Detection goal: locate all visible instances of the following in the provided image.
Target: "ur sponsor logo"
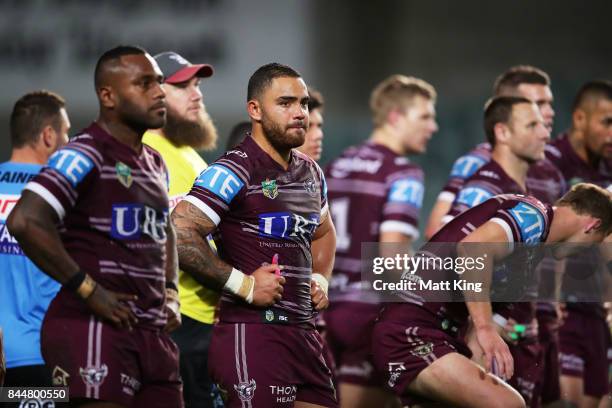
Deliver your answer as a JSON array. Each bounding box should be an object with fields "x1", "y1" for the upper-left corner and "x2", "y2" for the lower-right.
[{"x1": 111, "y1": 204, "x2": 168, "y2": 243}]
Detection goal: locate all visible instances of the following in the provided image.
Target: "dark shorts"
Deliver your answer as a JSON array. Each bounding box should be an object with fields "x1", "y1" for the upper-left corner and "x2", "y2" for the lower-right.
[
  {"x1": 535, "y1": 311, "x2": 560, "y2": 404},
  {"x1": 559, "y1": 308, "x2": 611, "y2": 398},
  {"x1": 41, "y1": 304, "x2": 182, "y2": 408},
  {"x1": 324, "y1": 302, "x2": 381, "y2": 387},
  {"x1": 371, "y1": 304, "x2": 471, "y2": 406},
  {"x1": 208, "y1": 322, "x2": 337, "y2": 408},
  {"x1": 171, "y1": 314, "x2": 222, "y2": 408},
  {"x1": 507, "y1": 341, "x2": 543, "y2": 408}
]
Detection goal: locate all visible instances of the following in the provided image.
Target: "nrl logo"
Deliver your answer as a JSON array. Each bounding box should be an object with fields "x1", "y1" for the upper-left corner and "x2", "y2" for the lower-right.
[
  {"x1": 261, "y1": 179, "x2": 278, "y2": 199},
  {"x1": 234, "y1": 379, "x2": 256, "y2": 402},
  {"x1": 265, "y1": 310, "x2": 274, "y2": 322},
  {"x1": 410, "y1": 343, "x2": 434, "y2": 357},
  {"x1": 304, "y1": 178, "x2": 317, "y2": 196},
  {"x1": 115, "y1": 161, "x2": 133, "y2": 188},
  {"x1": 79, "y1": 364, "x2": 109, "y2": 387}
]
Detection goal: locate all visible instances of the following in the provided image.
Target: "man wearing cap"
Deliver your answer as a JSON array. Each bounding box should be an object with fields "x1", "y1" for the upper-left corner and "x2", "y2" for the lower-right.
[{"x1": 143, "y1": 51, "x2": 220, "y2": 408}]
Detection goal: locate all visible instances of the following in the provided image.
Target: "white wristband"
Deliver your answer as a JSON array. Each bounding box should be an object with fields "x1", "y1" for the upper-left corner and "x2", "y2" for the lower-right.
[
  {"x1": 311, "y1": 273, "x2": 329, "y2": 296},
  {"x1": 224, "y1": 268, "x2": 255, "y2": 304},
  {"x1": 493, "y1": 313, "x2": 507, "y2": 328}
]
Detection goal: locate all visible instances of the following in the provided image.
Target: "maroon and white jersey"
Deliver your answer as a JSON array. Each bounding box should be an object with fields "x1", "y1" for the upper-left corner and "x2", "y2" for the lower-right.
[
  {"x1": 25, "y1": 123, "x2": 171, "y2": 329},
  {"x1": 546, "y1": 132, "x2": 612, "y2": 316},
  {"x1": 185, "y1": 135, "x2": 328, "y2": 328},
  {"x1": 437, "y1": 142, "x2": 565, "y2": 206},
  {"x1": 389, "y1": 194, "x2": 553, "y2": 327},
  {"x1": 324, "y1": 142, "x2": 424, "y2": 303},
  {"x1": 444, "y1": 159, "x2": 525, "y2": 222}
]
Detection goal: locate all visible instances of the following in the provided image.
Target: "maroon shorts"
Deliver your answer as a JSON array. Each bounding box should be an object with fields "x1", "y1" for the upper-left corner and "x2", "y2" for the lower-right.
[
  {"x1": 559, "y1": 308, "x2": 611, "y2": 398},
  {"x1": 324, "y1": 302, "x2": 381, "y2": 387},
  {"x1": 507, "y1": 341, "x2": 543, "y2": 408},
  {"x1": 371, "y1": 304, "x2": 471, "y2": 406},
  {"x1": 208, "y1": 322, "x2": 338, "y2": 407},
  {"x1": 535, "y1": 311, "x2": 560, "y2": 404},
  {"x1": 41, "y1": 302, "x2": 182, "y2": 407}
]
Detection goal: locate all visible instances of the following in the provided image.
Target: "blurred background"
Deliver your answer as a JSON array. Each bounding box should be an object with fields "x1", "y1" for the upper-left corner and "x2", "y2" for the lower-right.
[{"x1": 1, "y1": 0, "x2": 610, "y2": 240}]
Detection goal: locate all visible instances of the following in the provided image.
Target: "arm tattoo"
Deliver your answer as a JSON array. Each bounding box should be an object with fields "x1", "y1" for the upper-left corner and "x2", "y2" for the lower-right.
[{"x1": 171, "y1": 201, "x2": 232, "y2": 291}]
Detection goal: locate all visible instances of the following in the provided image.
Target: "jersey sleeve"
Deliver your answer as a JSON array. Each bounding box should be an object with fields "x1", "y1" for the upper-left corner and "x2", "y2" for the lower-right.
[
  {"x1": 380, "y1": 167, "x2": 424, "y2": 239},
  {"x1": 184, "y1": 155, "x2": 249, "y2": 226},
  {"x1": 438, "y1": 153, "x2": 489, "y2": 202},
  {"x1": 490, "y1": 201, "x2": 547, "y2": 245},
  {"x1": 444, "y1": 180, "x2": 496, "y2": 223},
  {"x1": 24, "y1": 139, "x2": 99, "y2": 220},
  {"x1": 313, "y1": 160, "x2": 329, "y2": 221}
]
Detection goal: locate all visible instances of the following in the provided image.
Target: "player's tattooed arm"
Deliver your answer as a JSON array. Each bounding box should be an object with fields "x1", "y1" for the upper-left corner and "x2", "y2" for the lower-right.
[{"x1": 172, "y1": 200, "x2": 232, "y2": 291}]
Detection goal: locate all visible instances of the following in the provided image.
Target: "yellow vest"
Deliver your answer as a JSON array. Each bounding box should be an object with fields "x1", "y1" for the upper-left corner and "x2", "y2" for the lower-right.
[{"x1": 143, "y1": 131, "x2": 219, "y2": 324}]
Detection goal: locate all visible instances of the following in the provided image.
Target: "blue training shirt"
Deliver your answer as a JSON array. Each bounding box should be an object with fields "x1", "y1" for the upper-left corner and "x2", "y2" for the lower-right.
[{"x1": 0, "y1": 161, "x2": 60, "y2": 368}]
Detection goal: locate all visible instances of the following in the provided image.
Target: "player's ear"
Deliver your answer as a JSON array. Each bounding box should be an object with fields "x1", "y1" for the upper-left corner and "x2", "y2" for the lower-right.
[
  {"x1": 247, "y1": 99, "x2": 262, "y2": 122},
  {"x1": 584, "y1": 217, "x2": 602, "y2": 234},
  {"x1": 387, "y1": 109, "x2": 403, "y2": 128},
  {"x1": 97, "y1": 85, "x2": 116, "y2": 109},
  {"x1": 39, "y1": 125, "x2": 55, "y2": 152},
  {"x1": 572, "y1": 109, "x2": 587, "y2": 132},
  {"x1": 493, "y1": 122, "x2": 509, "y2": 145}
]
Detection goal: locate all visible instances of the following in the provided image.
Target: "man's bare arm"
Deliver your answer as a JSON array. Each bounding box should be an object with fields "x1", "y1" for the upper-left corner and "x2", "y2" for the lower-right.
[
  {"x1": 171, "y1": 200, "x2": 232, "y2": 290},
  {"x1": 8, "y1": 190, "x2": 137, "y2": 328},
  {"x1": 7, "y1": 190, "x2": 80, "y2": 283},
  {"x1": 311, "y1": 213, "x2": 336, "y2": 280},
  {"x1": 165, "y1": 220, "x2": 179, "y2": 287}
]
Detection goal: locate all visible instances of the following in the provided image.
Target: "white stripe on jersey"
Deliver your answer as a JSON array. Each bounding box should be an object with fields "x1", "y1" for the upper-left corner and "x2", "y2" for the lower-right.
[
  {"x1": 24, "y1": 181, "x2": 66, "y2": 219},
  {"x1": 184, "y1": 195, "x2": 221, "y2": 225},
  {"x1": 379, "y1": 220, "x2": 420, "y2": 240},
  {"x1": 490, "y1": 217, "x2": 515, "y2": 251}
]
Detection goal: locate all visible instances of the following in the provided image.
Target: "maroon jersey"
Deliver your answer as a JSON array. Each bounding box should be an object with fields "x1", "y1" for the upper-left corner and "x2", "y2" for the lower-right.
[
  {"x1": 25, "y1": 123, "x2": 171, "y2": 329},
  {"x1": 388, "y1": 194, "x2": 553, "y2": 327},
  {"x1": 185, "y1": 135, "x2": 328, "y2": 328},
  {"x1": 546, "y1": 132, "x2": 612, "y2": 316},
  {"x1": 324, "y1": 141, "x2": 424, "y2": 303},
  {"x1": 445, "y1": 159, "x2": 525, "y2": 221},
  {"x1": 438, "y1": 140, "x2": 564, "y2": 202}
]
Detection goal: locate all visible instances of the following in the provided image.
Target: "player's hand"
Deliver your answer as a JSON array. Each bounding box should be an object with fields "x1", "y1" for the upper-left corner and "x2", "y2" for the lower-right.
[
  {"x1": 251, "y1": 264, "x2": 286, "y2": 307},
  {"x1": 164, "y1": 289, "x2": 181, "y2": 333},
  {"x1": 311, "y1": 279, "x2": 329, "y2": 311},
  {"x1": 475, "y1": 324, "x2": 514, "y2": 381},
  {"x1": 85, "y1": 285, "x2": 139, "y2": 330}
]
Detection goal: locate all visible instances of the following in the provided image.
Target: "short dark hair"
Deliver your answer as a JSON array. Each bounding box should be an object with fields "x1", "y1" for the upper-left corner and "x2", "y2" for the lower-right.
[
  {"x1": 94, "y1": 45, "x2": 147, "y2": 89},
  {"x1": 571, "y1": 80, "x2": 612, "y2": 113},
  {"x1": 308, "y1": 87, "x2": 325, "y2": 112},
  {"x1": 556, "y1": 183, "x2": 612, "y2": 235},
  {"x1": 247, "y1": 63, "x2": 301, "y2": 101},
  {"x1": 10, "y1": 90, "x2": 66, "y2": 149},
  {"x1": 483, "y1": 96, "x2": 532, "y2": 147},
  {"x1": 493, "y1": 65, "x2": 551, "y2": 96},
  {"x1": 225, "y1": 121, "x2": 252, "y2": 151}
]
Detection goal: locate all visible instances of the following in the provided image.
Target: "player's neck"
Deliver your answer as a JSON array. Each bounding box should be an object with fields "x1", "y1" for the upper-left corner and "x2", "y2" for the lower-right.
[
  {"x1": 491, "y1": 149, "x2": 529, "y2": 191},
  {"x1": 9, "y1": 147, "x2": 47, "y2": 165},
  {"x1": 547, "y1": 206, "x2": 579, "y2": 243},
  {"x1": 568, "y1": 129, "x2": 600, "y2": 169},
  {"x1": 251, "y1": 128, "x2": 291, "y2": 170},
  {"x1": 97, "y1": 118, "x2": 144, "y2": 153},
  {"x1": 370, "y1": 127, "x2": 405, "y2": 155}
]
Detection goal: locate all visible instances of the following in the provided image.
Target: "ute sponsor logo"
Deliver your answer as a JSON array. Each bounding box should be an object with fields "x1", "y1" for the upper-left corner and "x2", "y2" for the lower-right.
[
  {"x1": 79, "y1": 364, "x2": 108, "y2": 387},
  {"x1": 234, "y1": 379, "x2": 256, "y2": 402},
  {"x1": 508, "y1": 202, "x2": 545, "y2": 244},
  {"x1": 195, "y1": 164, "x2": 244, "y2": 204},
  {"x1": 47, "y1": 148, "x2": 94, "y2": 188},
  {"x1": 111, "y1": 204, "x2": 168, "y2": 243},
  {"x1": 450, "y1": 154, "x2": 487, "y2": 179},
  {"x1": 258, "y1": 212, "x2": 319, "y2": 241}
]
